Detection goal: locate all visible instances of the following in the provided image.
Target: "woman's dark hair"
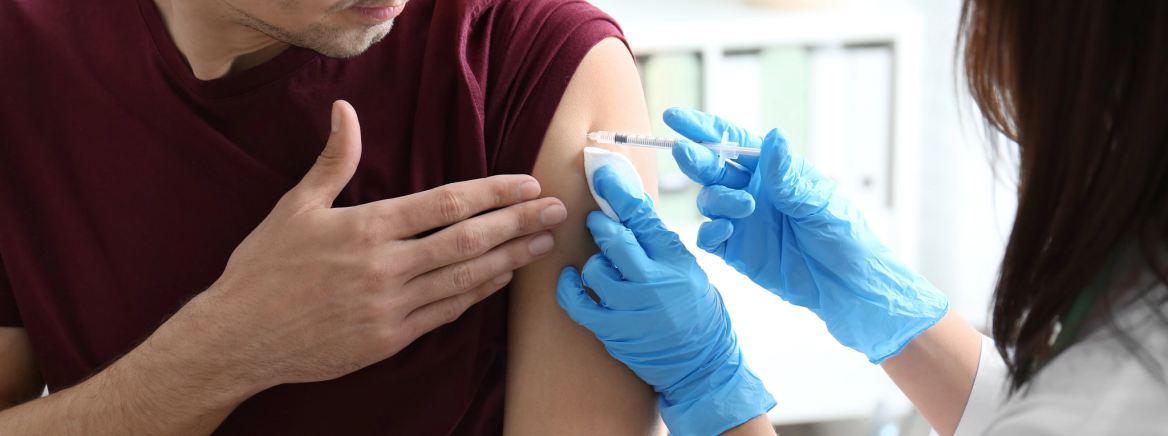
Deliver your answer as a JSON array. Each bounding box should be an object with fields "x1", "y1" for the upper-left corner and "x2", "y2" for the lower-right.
[{"x1": 959, "y1": 0, "x2": 1168, "y2": 392}]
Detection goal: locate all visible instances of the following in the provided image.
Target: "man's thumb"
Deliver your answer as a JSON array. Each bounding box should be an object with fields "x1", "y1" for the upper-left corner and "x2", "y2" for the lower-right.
[{"x1": 290, "y1": 100, "x2": 362, "y2": 211}]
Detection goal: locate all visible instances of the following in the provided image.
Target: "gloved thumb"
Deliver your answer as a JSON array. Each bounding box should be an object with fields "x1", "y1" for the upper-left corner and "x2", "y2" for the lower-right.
[
  {"x1": 672, "y1": 140, "x2": 753, "y2": 189},
  {"x1": 759, "y1": 128, "x2": 834, "y2": 219},
  {"x1": 287, "y1": 100, "x2": 363, "y2": 212},
  {"x1": 556, "y1": 267, "x2": 602, "y2": 324}
]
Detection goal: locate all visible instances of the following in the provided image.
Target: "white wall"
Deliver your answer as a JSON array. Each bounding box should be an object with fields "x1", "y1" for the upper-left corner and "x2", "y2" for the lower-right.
[{"x1": 857, "y1": 0, "x2": 1016, "y2": 329}]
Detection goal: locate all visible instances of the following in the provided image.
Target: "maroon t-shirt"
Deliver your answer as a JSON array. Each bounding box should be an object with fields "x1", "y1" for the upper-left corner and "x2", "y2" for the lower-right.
[{"x1": 0, "y1": 0, "x2": 622, "y2": 433}]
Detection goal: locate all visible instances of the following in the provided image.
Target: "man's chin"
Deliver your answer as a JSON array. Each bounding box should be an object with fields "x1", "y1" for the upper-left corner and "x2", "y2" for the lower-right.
[{"x1": 311, "y1": 21, "x2": 394, "y2": 59}]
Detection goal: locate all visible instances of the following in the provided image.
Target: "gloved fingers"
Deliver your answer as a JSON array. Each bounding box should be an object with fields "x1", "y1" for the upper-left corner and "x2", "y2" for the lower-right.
[
  {"x1": 593, "y1": 167, "x2": 693, "y2": 264},
  {"x1": 758, "y1": 128, "x2": 836, "y2": 218},
  {"x1": 760, "y1": 127, "x2": 794, "y2": 178},
  {"x1": 697, "y1": 185, "x2": 756, "y2": 219},
  {"x1": 586, "y1": 211, "x2": 654, "y2": 282},
  {"x1": 555, "y1": 266, "x2": 591, "y2": 313},
  {"x1": 672, "y1": 140, "x2": 754, "y2": 189},
  {"x1": 556, "y1": 266, "x2": 619, "y2": 333},
  {"x1": 593, "y1": 166, "x2": 657, "y2": 225},
  {"x1": 580, "y1": 253, "x2": 623, "y2": 309},
  {"x1": 697, "y1": 219, "x2": 733, "y2": 255},
  {"x1": 556, "y1": 266, "x2": 586, "y2": 295},
  {"x1": 592, "y1": 165, "x2": 671, "y2": 235},
  {"x1": 662, "y1": 107, "x2": 764, "y2": 154},
  {"x1": 581, "y1": 253, "x2": 655, "y2": 311}
]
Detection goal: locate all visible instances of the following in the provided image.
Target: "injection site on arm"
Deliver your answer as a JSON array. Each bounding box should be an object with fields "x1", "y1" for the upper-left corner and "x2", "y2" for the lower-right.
[{"x1": 503, "y1": 36, "x2": 664, "y2": 435}]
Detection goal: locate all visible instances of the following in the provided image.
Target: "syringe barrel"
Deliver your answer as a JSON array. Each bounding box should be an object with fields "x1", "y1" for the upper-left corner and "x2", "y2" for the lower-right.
[
  {"x1": 598, "y1": 131, "x2": 672, "y2": 150},
  {"x1": 715, "y1": 143, "x2": 740, "y2": 160},
  {"x1": 588, "y1": 131, "x2": 617, "y2": 144}
]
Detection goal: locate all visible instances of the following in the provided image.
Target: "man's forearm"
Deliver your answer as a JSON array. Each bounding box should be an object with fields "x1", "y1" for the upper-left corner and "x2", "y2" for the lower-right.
[
  {"x1": 0, "y1": 102, "x2": 567, "y2": 435},
  {"x1": 0, "y1": 305, "x2": 253, "y2": 435},
  {"x1": 0, "y1": 363, "x2": 231, "y2": 435}
]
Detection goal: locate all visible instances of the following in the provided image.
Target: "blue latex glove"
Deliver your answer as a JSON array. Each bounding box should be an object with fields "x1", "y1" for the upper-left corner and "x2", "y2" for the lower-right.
[
  {"x1": 557, "y1": 166, "x2": 775, "y2": 436},
  {"x1": 663, "y1": 107, "x2": 949, "y2": 364}
]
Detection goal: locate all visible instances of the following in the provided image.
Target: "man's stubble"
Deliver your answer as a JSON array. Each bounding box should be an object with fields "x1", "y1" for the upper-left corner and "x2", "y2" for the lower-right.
[{"x1": 224, "y1": 2, "x2": 394, "y2": 59}]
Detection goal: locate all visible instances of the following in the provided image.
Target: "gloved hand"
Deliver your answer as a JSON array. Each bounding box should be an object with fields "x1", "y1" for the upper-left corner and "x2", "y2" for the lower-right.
[
  {"x1": 663, "y1": 107, "x2": 949, "y2": 364},
  {"x1": 557, "y1": 166, "x2": 775, "y2": 436}
]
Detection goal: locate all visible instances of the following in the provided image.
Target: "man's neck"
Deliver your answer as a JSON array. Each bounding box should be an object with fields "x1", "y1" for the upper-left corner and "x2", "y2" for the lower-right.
[{"x1": 152, "y1": 0, "x2": 290, "y2": 80}]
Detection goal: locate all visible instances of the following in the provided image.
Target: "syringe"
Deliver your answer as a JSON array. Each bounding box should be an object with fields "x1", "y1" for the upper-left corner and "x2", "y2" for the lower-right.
[{"x1": 586, "y1": 131, "x2": 760, "y2": 167}]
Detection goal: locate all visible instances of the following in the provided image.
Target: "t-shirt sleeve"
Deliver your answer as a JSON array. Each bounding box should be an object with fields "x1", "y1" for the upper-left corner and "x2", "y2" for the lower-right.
[
  {"x1": 482, "y1": 0, "x2": 627, "y2": 176},
  {"x1": 0, "y1": 253, "x2": 23, "y2": 327}
]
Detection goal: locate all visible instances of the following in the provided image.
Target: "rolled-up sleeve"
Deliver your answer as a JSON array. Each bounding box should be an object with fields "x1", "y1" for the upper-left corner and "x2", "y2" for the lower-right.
[{"x1": 483, "y1": 0, "x2": 625, "y2": 176}]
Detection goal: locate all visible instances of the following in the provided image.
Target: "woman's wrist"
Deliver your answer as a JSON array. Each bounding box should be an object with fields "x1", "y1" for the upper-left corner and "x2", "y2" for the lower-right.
[
  {"x1": 659, "y1": 348, "x2": 776, "y2": 436},
  {"x1": 720, "y1": 414, "x2": 776, "y2": 436}
]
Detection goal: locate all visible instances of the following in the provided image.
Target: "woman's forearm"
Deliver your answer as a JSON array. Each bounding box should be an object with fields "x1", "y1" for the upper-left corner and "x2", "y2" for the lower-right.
[
  {"x1": 720, "y1": 414, "x2": 775, "y2": 436},
  {"x1": 721, "y1": 311, "x2": 983, "y2": 436},
  {"x1": 880, "y1": 310, "x2": 984, "y2": 436}
]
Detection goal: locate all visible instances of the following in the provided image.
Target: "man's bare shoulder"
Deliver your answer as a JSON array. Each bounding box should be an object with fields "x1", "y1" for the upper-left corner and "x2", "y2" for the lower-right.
[
  {"x1": 0, "y1": 328, "x2": 44, "y2": 410},
  {"x1": 502, "y1": 37, "x2": 666, "y2": 435}
]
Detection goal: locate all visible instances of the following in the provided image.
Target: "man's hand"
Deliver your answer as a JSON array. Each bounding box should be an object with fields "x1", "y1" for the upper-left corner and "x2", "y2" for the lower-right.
[
  {"x1": 169, "y1": 100, "x2": 567, "y2": 393},
  {"x1": 0, "y1": 100, "x2": 568, "y2": 435}
]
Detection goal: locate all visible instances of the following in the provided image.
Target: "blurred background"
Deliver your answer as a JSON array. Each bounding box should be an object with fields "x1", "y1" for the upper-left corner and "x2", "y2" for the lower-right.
[{"x1": 586, "y1": 0, "x2": 1019, "y2": 434}]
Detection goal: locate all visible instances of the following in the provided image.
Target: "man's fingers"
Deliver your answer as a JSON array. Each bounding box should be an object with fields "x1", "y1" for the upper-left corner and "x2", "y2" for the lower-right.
[
  {"x1": 697, "y1": 185, "x2": 756, "y2": 219},
  {"x1": 403, "y1": 271, "x2": 512, "y2": 338},
  {"x1": 287, "y1": 100, "x2": 363, "y2": 211},
  {"x1": 407, "y1": 197, "x2": 565, "y2": 271},
  {"x1": 370, "y1": 175, "x2": 545, "y2": 239},
  {"x1": 402, "y1": 231, "x2": 554, "y2": 306},
  {"x1": 586, "y1": 211, "x2": 653, "y2": 282},
  {"x1": 672, "y1": 140, "x2": 754, "y2": 188}
]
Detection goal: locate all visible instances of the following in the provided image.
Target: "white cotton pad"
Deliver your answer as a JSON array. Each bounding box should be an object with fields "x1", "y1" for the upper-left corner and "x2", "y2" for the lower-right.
[{"x1": 584, "y1": 146, "x2": 644, "y2": 222}]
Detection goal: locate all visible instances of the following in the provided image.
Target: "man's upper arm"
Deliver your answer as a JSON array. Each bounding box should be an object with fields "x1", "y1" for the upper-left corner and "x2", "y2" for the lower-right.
[
  {"x1": 0, "y1": 327, "x2": 44, "y2": 409},
  {"x1": 503, "y1": 37, "x2": 664, "y2": 435}
]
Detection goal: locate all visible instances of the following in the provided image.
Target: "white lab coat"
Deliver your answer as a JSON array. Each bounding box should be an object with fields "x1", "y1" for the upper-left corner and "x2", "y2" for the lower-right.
[{"x1": 952, "y1": 299, "x2": 1168, "y2": 435}]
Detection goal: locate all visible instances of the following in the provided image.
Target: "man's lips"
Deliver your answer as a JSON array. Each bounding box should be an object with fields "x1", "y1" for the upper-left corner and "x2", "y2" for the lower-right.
[{"x1": 351, "y1": 3, "x2": 406, "y2": 23}]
